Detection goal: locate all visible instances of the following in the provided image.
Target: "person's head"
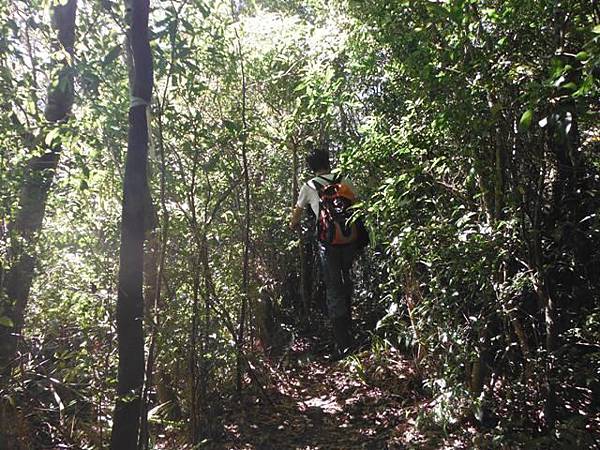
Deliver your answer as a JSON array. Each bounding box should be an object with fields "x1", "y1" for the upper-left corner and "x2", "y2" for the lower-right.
[{"x1": 306, "y1": 149, "x2": 330, "y2": 174}]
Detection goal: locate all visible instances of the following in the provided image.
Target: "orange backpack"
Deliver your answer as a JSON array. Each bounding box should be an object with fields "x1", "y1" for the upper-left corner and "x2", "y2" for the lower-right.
[{"x1": 311, "y1": 175, "x2": 358, "y2": 245}]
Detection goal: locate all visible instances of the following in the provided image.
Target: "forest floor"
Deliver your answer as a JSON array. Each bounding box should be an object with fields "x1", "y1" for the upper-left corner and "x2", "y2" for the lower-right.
[
  {"x1": 212, "y1": 334, "x2": 480, "y2": 450},
  {"x1": 155, "y1": 325, "x2": 600, "y2": 450},
  {"x1": 154, "y1": 303, "x2": 493, "y2": 450}
]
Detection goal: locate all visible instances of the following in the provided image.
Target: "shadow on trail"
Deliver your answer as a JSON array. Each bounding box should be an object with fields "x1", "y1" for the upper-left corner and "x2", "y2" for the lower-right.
[{"x1": 219, "y1": 337, "x2": 425, "y2": 450}]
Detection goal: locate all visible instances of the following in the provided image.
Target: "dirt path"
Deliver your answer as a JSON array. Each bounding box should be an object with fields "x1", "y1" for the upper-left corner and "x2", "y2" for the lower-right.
[{"x1": 220, "y1": 338, "x2": 428, "y2": 449}]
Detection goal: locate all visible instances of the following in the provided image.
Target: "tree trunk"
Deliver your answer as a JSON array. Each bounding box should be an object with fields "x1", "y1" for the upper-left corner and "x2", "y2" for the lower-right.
[
  {"x1": 189, "y1": 253, "x2": 201, "y2": 443},
  {"x1": 291, "y1": 140, "x2": 311, "y2": 323},
  {"x1": 139, "y1": 100, "x2": 169, "y2": 449},
  {"x1": 109, "y1": 0, "x2": 153, "y2": 447},
  {"x1": 0, "y1": 3, "x2": 77, "y2": 448},
  {"x1": 235, "y1": 29, "x2": 251, "y2": 395},
  {"x1": 139, "y1": 230, "x2": 159, "y2": 450},
  {"x1": 0, "y1": 0, "x2": 77, "y2": 379}
]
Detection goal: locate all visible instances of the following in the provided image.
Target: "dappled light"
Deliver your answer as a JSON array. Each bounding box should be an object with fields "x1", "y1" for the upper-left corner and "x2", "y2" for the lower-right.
[{"x1": 1, "y1": 0, "x2": 599, "y2": 449}]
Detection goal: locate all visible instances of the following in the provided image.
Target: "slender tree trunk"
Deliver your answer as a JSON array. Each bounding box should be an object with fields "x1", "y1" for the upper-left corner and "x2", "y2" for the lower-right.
[
  {"x1": 139, "y1": 97, "x2": 171, "y2": 450},
  {"x1": 469, "y1": 95, "x2": 509, "y2": 424},
  {"x1": 292, "y1": 139, "x2": 310, "y2": 322},
  {"x1": 403, "y1": 266, "x2": 426, "y2": 366},
  {"x1": 0, "y1": 0, "x2": 77, "y2": 378},
  {"x1": 235, "y1": 29, "x2": 251, "y2": 394},
  {"x1": 110, "y1": 0, "x2": 153, "y2": 447},
  {"x1": 189, "y1": 254, "x2": 201, "y2": 443},
  {"x1": 139, "y1": 229, "x2": 159, "y2": 450}
]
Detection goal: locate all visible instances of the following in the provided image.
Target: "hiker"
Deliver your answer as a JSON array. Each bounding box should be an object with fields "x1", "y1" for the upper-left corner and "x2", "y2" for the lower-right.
[{"x1": 289, "y1": 149, "x2": 360, "y2": 359}]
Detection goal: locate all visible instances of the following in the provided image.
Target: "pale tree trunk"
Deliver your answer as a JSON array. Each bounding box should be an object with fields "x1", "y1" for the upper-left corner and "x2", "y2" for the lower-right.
[
  {"x1": 109, "y1": 0, "x2": 153, "y2": 447},
  {"x1": 0, "y1": 2, "x2": 77, "y2": 448},
  {"x1": 0, "y1": 0, "x2": 77, "y2": 379}
]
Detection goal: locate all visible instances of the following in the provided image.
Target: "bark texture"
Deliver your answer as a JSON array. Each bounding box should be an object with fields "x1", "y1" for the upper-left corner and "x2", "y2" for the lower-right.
[{"x1": 109, "y1": 0, "x2": 153, "y2": 448}]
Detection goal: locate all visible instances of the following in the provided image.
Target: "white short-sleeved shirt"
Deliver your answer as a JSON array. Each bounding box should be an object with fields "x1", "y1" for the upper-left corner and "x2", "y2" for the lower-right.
[{"x1": 296, "y1": 173, "x2": 357, "y2": 217}]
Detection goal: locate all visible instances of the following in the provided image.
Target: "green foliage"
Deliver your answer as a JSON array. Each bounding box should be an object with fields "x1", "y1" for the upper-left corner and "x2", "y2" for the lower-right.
[
  {"x1": 341, "y1": 0, "x2": 600, "y2": 440},
  {"x1": 1, "y1": 0, "x2": 599, "y2": 447}
]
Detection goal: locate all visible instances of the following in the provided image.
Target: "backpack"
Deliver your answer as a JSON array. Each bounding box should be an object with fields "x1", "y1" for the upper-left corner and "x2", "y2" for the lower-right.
[{"x1": 310, "y1": 175, "x2": 359, "y2": 245}]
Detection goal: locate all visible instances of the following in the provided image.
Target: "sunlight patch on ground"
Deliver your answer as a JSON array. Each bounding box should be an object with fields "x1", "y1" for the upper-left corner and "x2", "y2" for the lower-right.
[{"x1": 299, "y1": 394, "x2": 343, "y2": 414}]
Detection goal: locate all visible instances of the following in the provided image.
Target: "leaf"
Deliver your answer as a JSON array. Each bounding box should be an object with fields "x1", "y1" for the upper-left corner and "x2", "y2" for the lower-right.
[
  {"x1": 578, "y1": 214, "x2": 596, "y2": 224},
  {"x1": 575, "y1": 51, "x2": 589, "y2": 61},
  {"x1": 222, "y1": 119, "x2": 239, "y2": 133},
  {"x1": 0, "y1": 316, "x2": 13, "y2": 328},
  {"x1": 197, "y1": 1, "x2": 210, "y2": 18},
  {"x1": 573, "y1": 75, "x2": 594, "y2": 98},
  {"x1": 519, "y1": 109, "x2": 533, "y2": 131},
  {"x1": 102, "y1": 45, "x2": 121, "y2": 66},
  {"x1": 180, "y1": 19, "x2": 195, "y2": 32},
  {"x1": 148, "y1": 401, "x2": 174, "y2": 422},
  {"x1": 593, "y1": 25, "x2": 600, "y2": 34},
  {"x1": 45, "y1": 128, "x2": 61, "y2": 146},
  {"x1": 294, "y1": 81, "x2": 308, "y2": 92}
]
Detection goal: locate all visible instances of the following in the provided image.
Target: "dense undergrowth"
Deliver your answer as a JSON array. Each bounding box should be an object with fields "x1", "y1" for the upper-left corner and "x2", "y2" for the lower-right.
[{"x1": 1, "y1": 0, "x2": 599, "y2": 448}]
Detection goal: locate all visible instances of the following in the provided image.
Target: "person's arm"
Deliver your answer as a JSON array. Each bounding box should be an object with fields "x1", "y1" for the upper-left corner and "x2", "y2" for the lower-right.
[
  {"x1": 290, "y1": 183, "x2": 310, "y2": 230},
  {"x1": 289, "y1": 206, "x2": 303, "y2": 230}
]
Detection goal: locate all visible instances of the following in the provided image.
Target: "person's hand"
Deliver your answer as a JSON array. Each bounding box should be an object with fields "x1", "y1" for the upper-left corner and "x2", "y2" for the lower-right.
[{"x1": 289, "y1": 206, "x2": 302, "y2": 231}]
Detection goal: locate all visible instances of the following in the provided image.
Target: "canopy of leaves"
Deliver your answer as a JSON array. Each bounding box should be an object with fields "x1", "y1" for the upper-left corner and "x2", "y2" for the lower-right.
[{"x1": 0, "y1": 0, "x2": 599, "y2": 448}]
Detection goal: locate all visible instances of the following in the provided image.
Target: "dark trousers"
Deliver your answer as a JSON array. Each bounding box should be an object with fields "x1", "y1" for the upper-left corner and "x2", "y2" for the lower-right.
[{"x1": 317, "y1": 242, "x2": 356, "y2": 321}]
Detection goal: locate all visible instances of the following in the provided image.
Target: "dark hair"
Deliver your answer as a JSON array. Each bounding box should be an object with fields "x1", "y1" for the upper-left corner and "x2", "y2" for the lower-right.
[{"x1": 306, "y1": 149, "x2": 330, "y2": 172}]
